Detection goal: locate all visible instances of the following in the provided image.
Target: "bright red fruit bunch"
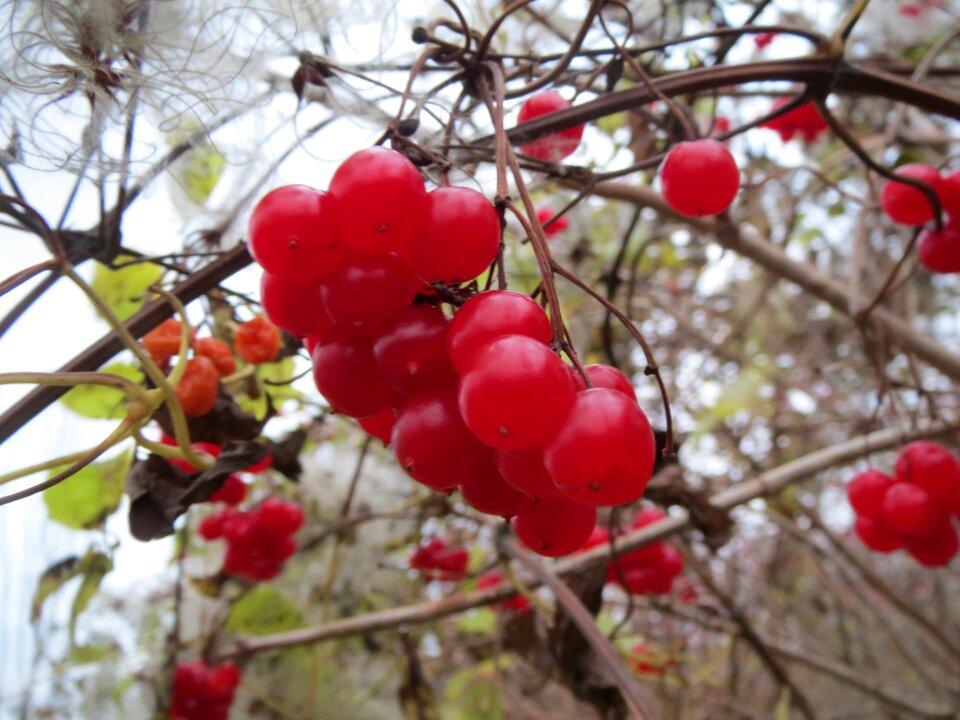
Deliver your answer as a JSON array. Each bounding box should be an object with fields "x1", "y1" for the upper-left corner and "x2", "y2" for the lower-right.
[
  {"x1": 879, "y1": 164, "x2": 960, "y2": 274},
  {"x1": 760, "y1": 98, "x2": 829, "y2": 144},
  {"x1": 408, "y1": 538, "x2": 469, "y2": 581},
  {"x1": 584, "y1": 508, "x2": 685, "y2": 595},
  {"x1": 249, "y1": 147, "x2": 659, "y2": 559},
  {"x1": 198, "y1": 498, "x2": 304, "y2": 580},
  {"x1": 168, "y1": 660, "x2": 240, "y2": 720},
  {"x1": 847, "y1": 441, "x2": 960, "y2": 567}
]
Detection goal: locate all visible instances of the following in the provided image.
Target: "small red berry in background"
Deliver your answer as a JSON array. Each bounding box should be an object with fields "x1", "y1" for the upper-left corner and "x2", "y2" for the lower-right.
[
  {"x1": 328, "y1": 146, "x2": 427, "y2": 256},
  {"x1": 760, "y1": 99, "x2": 829, "y2": 144},
  {"x1": 175, "y1": 356, "x2": 220, "y2": 417},
  {"x1": 846, "y1": 469, "x2": 897, "y2": 519},
  {"x1": 516, "y1": 90, "x2": 585, "y2": 162},
  {"x1": 168, "y1": 660, "x2": 240, "y2": 720},
  {"x1": 854, "y1": 516, "x2": 903, "y2": 553},
  {"x1": 476, "y1": 570, "x2": 530, "y2": 612},
  {"x1": 753, "y1": 31, "x2": 777, "y2": 49},
  {"x1": 143, "y1": 319, "x2": 193, "y2": 364},
  {"x1": 408, "y1": 538, "x2": 469, "y2": 580},
  {"x1": 917, "y1": 221, "x2": 960, "y2": 274},
  {"x1": 209, "y1": 474, "x2": 248, "y2": 505},
  {"x1": 659, "y1": 139, "x2": 740, "y2": 218},
  {"x1": 194, "y1": 337, "x2": 237, "y2": 377},
  {"x1": 880, "y1": 163, "x2": 942, "y2": 226},
  {"x1": 536, "y1": 206, "x2": 570, "y2": 237},
  {"x1": 234, "y1": 316, "x2": 281, "y2": 364},
  {"x1": 248, "y1": 184, "x2": 343, "y2": 282},
  {"x1": 711, "y1": 115, "x2": 732, "y2": 137}
]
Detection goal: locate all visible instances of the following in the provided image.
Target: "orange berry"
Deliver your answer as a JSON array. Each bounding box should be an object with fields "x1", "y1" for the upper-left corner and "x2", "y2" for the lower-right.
[
  {"x1": 142, "y1": 319, "x2": 195, "y2": 364},
  {"x1": 175, "y1": 356, "x2": 220, "y2": 416},
  {"x1": 195, "y1": 337, "x2": 237, "y2": 377},
  {"x1": 234, "y1": 316, "x2": 281, "y2": 365}
]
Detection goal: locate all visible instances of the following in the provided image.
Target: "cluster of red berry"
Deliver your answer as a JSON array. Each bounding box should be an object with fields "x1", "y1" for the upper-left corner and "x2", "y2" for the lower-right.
[
  {"x1": 583, "y1": 508, "x2": 685, "y2": 596},
  {"x1": 168, "y1": 660, "x2": 240, "y2": 720},
  {"x1": 248, "y1": 143, "x2": 659, "y2": 558},
  {"x1": 159, "y1": 433, "x2": 271, "y2": 505},
  {"x1": 880, "y1": 164, "x2": 960, "y2": 274},
  {"x1": 848, "y1": 441, "x2": 960, "y2": 567},
  {"x1": 760, "y1": 99, "x2": 829, "y2": 144},
  {"x1": 408, "y1": 537, "x2": 469, "y2": 581},
  {"x1": 142, "y1": 316, "x2": 281, "y2": 417},
  {"x1": 198, "y1": 498, "x2": 304, "y2": 580}
]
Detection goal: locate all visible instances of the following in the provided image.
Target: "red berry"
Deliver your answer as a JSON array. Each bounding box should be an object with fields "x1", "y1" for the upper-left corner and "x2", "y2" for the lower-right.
[
  {"x1": 257, "y1": 498, "x2": 304, "y2": 537},
  {"x1": 169, "y1": 660, "x2": 240, "y2": 720},
  {"x1": 234, "y1": 316, "x2": 281, "y2": 365},
  {"x1": 660, "y1": 139, "x2": 740, "y2": 218},
  {"x1": 917, "y1": 220, "x2": 960, "y2": 274},
  {"x1": 161, "y1": 435, "x2": 221, "y2": 473},
  {"x1": 409, "y1": 538, "x2": 469, "y2": 580},
  {"x1": 536, "y1": 206, "x2": 569, "y2": 237},
  {"x1": 632, "y1": 507, "x2": 666, "y2": 528},
  {"x1": 754, "y1": 31, "x2": 776, "y2": 49},
  {"x1": 392, "y1": 389, "x2": 491, "y2": 491},
  {"x1": 311, "y1": 333, "x2": 395, "y2": 417},
  {"x1": 248, "y1": 185, "x2": 342, "y2": 281},
  {"x1": 357, "y1": 408, "x2": 397, "y2": 445},
  {"x1": 517, "y1": 91, "x2": 584, "y2": 162},
  {"x1": 458, "y1": 335, "x2": 575, "y2": 450},
  {"x1": 655, "y1": 544, "x2": 684, "y2": 577},
  {"x1": 372, "y1": 305, "x2": 457, "y2": 395},
  {"x1": 194, "y1": 337, "x2": 236, "y2": 378},
  {"x1": 476, "y1": 570, "x2": 530, "y2": 612},
  {"x1": 544, "y1": 388, "x2": 656, "y2": 506},
  {"x1": 320, "y1": 253, "x2": 416, "y2": 336},
  {"x1": 903, "y1": 517, "x2": 959, "y2": 567},
  {"x1": 459, "y1": 458, "x2": 530, "y2": 518},
  {"x1": 854, "y1": 515, "x2": 903, "y2": 553},
  {"x1": 328, "y1": 147, "x2": 427, "y2": 256},
  {"x1": 512, "y1": 495, "x2": 597, "y2": 557},
  {"x1": 245, "y1": 451, "x2": 272, "y2": 474},
  {"x1": 938, "y1": 168, "x2": 960, "y2": 218},
  {"x1": 759, "y1": 99, "x2": 829, "y2": 143},
  {"x1": 882, "y1": 482, "x2": 943, "y2": 536},
  {"x1": 175, "y1": 356, "x2": 220, "y2": 417},
  {"x1": 494, "y1": 447, "x2": 564, "y2": 499},
  {"x1": 846, "y1": 469, "x2": 896, "y2": 519},
  {"x1": 198, "y1": 509, "x2": 234, "y2": 540},
  {"x1": 260, "y1": 272, "x2": 332, "y2": 339},
  {"x1": 880, "y1": 163, "x2": 942, "y2": 226},
  {"x1": 895, "y1": 441, "x2": 960, "y2": 508},
  {"x1": 583, "y1": 364, "x2": 636, "y2": 401},
  {"x1": 209, "y1": 475, "x2": 247, "y2": 506},
  {"x1": 407, "y1": 187, "x2": 500, "y2": 284},
  {"x1": 447, "y1": 290, "x2": 552, "y2": 374}
]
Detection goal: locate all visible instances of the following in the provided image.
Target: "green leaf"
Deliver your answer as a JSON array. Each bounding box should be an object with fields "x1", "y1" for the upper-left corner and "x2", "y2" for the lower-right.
[
  {"x1": 456, "y1": 608, "x2": 496, "y2": 636},
  {"x1": 182, "y1": 142, "x2": 225, "y2": 205},
  {"x1": 43, "y1": 451, "x2": 131, "y2": 530},
  {"x1": 258, "y1": 358, "x2": 302, "y2": 403},
  {"x1": 31, "y1": 555, "x2": 82, "y2": 622},
  {"x1": 91, "y1": 255, "x2": 163, "y2": 322},
  {"x1": 71, "y1": 644, "x2": 114, "y2": 665},
  {"x1": 441, "y1": 660, "x2": 507, "y2": 720},
  {"x1": 226, "y1": 586, "x2": 305, "y2": 636},
  {"x1": 60, "y1": 363, "x2": 143, "y2": 420},
  {"x1": 70, "y1": 551, "x2": 113, "y2": 642}
]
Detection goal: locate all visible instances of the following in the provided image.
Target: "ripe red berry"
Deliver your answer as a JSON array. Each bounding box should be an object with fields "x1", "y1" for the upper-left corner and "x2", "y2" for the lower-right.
[
  {"x1": 260, "y1": 272, "x2": 333, "y2": 339},
  {"x1": 760, "y1": 99, "x2": 829, "y2": 143},
  {"x1": 248, "y1": 185, "x2": 342, "y2": 281},
  {"x1": 143, "y1": 319, "x2": 193, "y2": 364},
  {"x1": 882, "y1": 482, "x2": 943, "y2": 536},
  {"x1": 234, "y1": 316, "x2": 281, "y2": 365},
  {"x1": 516, "y1": 91, "x2": 584, "y2": 162},
  {"x1": 458, "y1": 335, "x2": 575, "y2": 450},
  {"x1": 853, "y1": 515, "x2": 903, "y2": 553},
  {"x1": 754, "y1": 31, "x2": 777, "y2": 49},
  {"x1": 544, "y1": 388, "x2": 656, "y2": 506},
  {"x1": 175, "y1": 356, "x2": 220, "y2": 417},
  {"x1": 198, "y1": 508, "x2": 236, "y2": 540},
  {"x1": 536, "y1": 206, "x2": 569, "y2": 237},
  {"x1": 476, "y1": 570, "x2": 530, "y2": 612},
  {"x1": 938, "y1": 168, "x2": 960, "y2": 217},
  {"x1": 459, "y1": 459, "x2": 530, "y2": 518},
  {"x1": 169, "y1": 660, "x2": 241, "y2": 720},
  {"x1": 917, "y1": 220, "x2": 960, "y2": 274},
  {"x1": 447, "y1": 290, "x2": 552, "y2": 374},
  {"x1": 660, "y1": 139, "x2": 740, "y2": 218},
  {"x1": 257, "y1": 497, "x2": 305, "y2": 537},
  {"x1": 583, "y1": 364, "x2": 636, "y2": 401},
  {"x1": 194, "y1": 338, "x2": 236, "y2": 378},
  {"x1": 846, "y1": 469, "x2": 897, "y2": 519},
  {"x1": 372, "y1": 305, "x2": 457, "y2": 395},
  {"x1": 328, "y1": 147, "x2": 427, "y2": 256},
  {"x1": 391, "y1": 389, "x2": 491, "y2": 491},
  {"x1": 407, "y1": 187, "x2": 500, "y2": 284},
  {"x1": 902, "y1": 517, "x2": 959, "y2": 567},
  {"x1": 895, "y1": 441, "x2": 960, "y2": 507},
  {"x1": 512, "y1": 495, "x2": 597, "y2": 557},
  {"x1": 160, "y1": 434, "x2": 221, "y2": 473},
  {"x1": 357, "y1": 408, "x2": 397, "y2": 445},
  {"x1": 408, "y1": 538, "x2": 469, "y2": 580},
  {"x1": 880, "y1": 163, "x2": 942, "y2": 226},
  {"x1": 209, "y1": 475, "x2": 247, "y2": 506},
  {"x1": 311, "y1": 333, "x2": 395, "y2": 418},
  {"x1": 495, "y1": 447, "x2": 563, "y2": 499},
  {"x1": 320, "y1": 253, "x2": 417, "y2": 336}
]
